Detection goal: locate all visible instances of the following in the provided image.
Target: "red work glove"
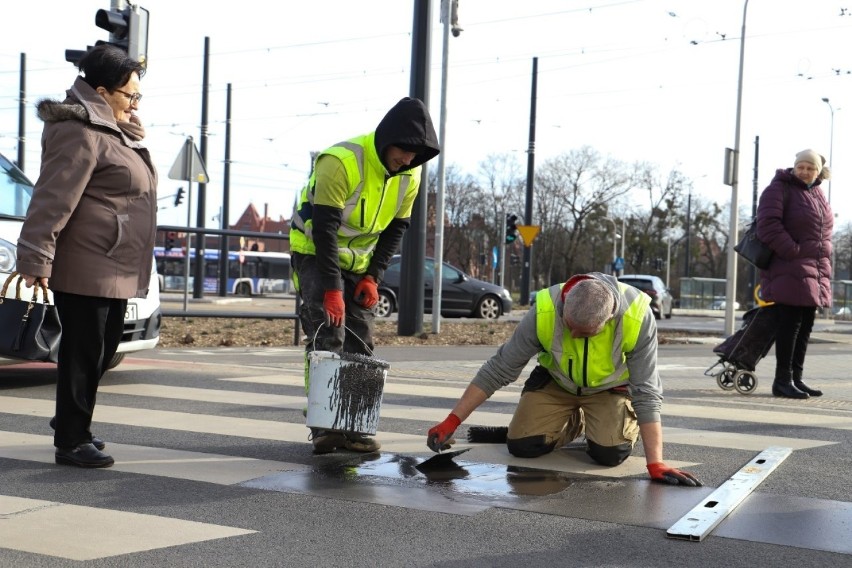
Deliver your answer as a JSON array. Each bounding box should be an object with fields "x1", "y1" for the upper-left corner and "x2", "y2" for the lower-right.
[
  {"x1": 647, "y1": 462, "x2": 702, "y2": 487},
  {"x1": 427, "y1": 413, "x2": 461, "y2": 453},
  {"x1": 354, "y1": 275, "x2": 379, "y2": 309},
  {"x1": 323, "y1": 289, "x2": 345, "y2": 327}
]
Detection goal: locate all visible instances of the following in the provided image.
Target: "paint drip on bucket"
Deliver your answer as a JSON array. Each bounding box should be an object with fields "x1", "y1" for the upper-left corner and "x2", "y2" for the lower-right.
[{"x1": 306, "y1": 350, "x2": 390, "y2": 435}]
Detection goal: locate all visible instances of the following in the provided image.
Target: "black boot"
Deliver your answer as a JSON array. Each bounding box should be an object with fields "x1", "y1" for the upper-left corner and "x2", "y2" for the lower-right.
[
  {"x1": 792, "y1": 371, "x2": 823, "y2": 397},
  {"x1": 772, "y1": 374, "x2": 809, "y2": 399}
]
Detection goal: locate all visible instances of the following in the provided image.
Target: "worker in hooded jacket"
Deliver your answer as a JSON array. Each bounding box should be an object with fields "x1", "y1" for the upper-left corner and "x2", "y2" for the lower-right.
[{"x1": 289, "y1": 97, "x2": 440, "y2": 455}]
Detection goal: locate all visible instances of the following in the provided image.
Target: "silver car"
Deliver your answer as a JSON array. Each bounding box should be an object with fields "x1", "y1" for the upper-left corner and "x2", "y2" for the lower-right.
[{"x1": 618, "y1": 275, "x2": 674, "y2": 320}]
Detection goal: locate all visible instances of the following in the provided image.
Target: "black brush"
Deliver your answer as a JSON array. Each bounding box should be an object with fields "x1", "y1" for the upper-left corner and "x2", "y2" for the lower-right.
[{"x1": 467, "y1": 426, "x2": 508, "y2": 443}]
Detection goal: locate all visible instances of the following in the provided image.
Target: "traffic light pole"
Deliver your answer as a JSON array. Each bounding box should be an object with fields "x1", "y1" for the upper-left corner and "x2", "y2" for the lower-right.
[
  {"x1": 182, "y1": 137, "x2": 194, "y2": 314},
  {"x1": 499, "y1": 208, "x2": 507, "y2": 288}
]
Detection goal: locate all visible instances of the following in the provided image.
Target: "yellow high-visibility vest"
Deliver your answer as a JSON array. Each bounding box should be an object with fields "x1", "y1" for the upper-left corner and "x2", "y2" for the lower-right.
[
  {"x1": 535, "y1": 282, "x2": 650, "y2": 392},
  {"x1": 289, "y1": 133, "x2": 419, "y2": 273}
]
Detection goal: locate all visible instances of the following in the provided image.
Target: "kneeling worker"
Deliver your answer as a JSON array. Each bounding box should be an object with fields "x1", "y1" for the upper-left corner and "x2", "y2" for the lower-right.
[{"x1": 427, "y1": 273, "x2": 701, "y2": 486}]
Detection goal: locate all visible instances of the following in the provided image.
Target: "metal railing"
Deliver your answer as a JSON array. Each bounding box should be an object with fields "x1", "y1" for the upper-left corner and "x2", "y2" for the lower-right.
[{"x1": 156, "y1": 225, "x2": 302, "y2": 345}]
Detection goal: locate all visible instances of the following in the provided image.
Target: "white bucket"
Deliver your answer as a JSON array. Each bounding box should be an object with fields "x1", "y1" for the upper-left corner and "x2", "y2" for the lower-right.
[{"x1": 305, "y1": 350, "x2": 390, "y2": 436}]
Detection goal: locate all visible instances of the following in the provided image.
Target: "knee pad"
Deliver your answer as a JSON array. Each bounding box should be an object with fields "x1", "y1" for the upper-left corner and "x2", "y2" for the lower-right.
[
  {"x1": 507, "y1": 435, "x2": 556, "y2": 458},
  {"x1": 586, "y1": 439, "x2": 633, "y2": 467}
]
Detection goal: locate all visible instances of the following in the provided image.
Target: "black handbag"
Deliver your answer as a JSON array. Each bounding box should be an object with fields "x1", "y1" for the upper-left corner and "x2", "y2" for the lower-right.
[
  {"x1": 0, "y1": 272, "x2": 62, "y2": 363},
  {"x1": 734, "y1": 222, "x2": 774, "y2": 270}
]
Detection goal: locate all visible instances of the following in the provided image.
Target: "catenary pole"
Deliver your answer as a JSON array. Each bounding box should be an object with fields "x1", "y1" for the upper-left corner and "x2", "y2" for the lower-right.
[
  {"x1": 520, "y1": 57, "x2": 537, "y2": 305},
  {"x1": 17, "y1": 53, "x2": 25, "y2": 171},
  {"x1": 399, "y1": 0, "x2": 432, "y2": 336},
  {"x1": 193, "y1": 37, "x2": 210, "y2": 298},
  {"x1": 218, "y1": 84, "x2": 232, "y2": 297}
]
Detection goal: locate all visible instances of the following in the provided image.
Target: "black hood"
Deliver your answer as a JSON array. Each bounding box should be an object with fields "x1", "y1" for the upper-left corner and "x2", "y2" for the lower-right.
[{"x1": 374, "y1": 97, "x2": 440, "y2": 172}]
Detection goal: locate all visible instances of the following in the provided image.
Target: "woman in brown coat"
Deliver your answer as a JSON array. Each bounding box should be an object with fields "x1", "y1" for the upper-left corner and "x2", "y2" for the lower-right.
[{"x1": 17, "y1": 45, "x2": 157, "y2": 468}]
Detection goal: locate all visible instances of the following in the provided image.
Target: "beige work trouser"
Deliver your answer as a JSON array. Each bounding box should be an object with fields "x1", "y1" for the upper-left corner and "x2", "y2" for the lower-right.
[{"x1": 507, "y1": 380, "x2": 640, "y2": 451}]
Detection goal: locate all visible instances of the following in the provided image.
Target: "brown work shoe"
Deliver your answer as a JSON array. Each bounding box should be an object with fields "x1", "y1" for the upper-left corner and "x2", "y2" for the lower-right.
[
  {"x1": 344, "y1": 433, "x2": 381, "y2": 453},
  {"x1": 310, "y1": 429, "x2": 346, "y2": 455}
]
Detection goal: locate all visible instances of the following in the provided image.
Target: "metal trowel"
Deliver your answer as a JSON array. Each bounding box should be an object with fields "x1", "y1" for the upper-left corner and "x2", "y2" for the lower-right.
[{"x1": 416, "y1": 447, "x2": 472, "y2": 470}]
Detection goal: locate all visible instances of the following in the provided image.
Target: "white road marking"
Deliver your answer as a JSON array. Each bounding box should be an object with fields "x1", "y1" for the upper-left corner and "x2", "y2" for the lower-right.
[{"x1": 0, "y1": 495, "x2": 255, "y2": 561}]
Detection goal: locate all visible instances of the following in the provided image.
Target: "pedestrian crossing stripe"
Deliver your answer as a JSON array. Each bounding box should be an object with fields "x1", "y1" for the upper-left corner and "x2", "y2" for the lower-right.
[
  {"x1": 1, "y1": 431, "x2": 308, "y2": 485},
  {"x1": 93, "y1": 384, "x2": 842, "y2": 451},
  {"x1": 216, "y1": 374, "x2": 852, "y2": 432},
  {"x1": 0, "y1": 395, "x2": 677, "y2": 477},
  {"x1": 0, "y1": 494, "x2": 255, "y2": 561}
]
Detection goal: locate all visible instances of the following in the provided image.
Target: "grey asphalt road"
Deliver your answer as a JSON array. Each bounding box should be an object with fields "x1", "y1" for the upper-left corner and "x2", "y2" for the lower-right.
[{"x1": 0, "y1": 316, "x2": 850, "y2": 567}]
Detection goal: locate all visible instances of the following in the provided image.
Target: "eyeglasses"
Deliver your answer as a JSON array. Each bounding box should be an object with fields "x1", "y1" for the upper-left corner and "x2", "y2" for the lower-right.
[{"x1": 114, "y1": 89, "x2": 143, "y2": 104}]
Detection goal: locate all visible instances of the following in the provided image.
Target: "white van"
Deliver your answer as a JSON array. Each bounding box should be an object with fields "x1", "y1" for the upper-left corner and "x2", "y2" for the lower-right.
[{"x1": 0, "y1": 152, "x2": 160, "y2": 368}]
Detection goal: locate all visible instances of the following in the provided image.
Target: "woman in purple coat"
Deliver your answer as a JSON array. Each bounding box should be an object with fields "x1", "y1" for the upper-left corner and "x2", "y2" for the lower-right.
[{"x1": 756, "y1": 149, "x2": 833, "y2": 399}]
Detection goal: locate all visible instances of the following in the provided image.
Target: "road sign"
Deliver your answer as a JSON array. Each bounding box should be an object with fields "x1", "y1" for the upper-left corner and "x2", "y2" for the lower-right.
[
  {"x1": 614, "y1": 257, "x2": 625, "y2": 271},
  {"x1": 516, "y1": 224, "x2": 541, "y2": 247},
  {"x1": 168, "y1": 138, "x2": 209, "y2": 183}
]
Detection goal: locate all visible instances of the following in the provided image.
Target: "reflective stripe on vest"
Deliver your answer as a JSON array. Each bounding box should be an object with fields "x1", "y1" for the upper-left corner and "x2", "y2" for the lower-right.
[
  {"x1": 289, "y1": 134, "x2": 414, "y2": 273},
  {"x1": 535, "y1": 282, "x2": 651, "y2": 394}
]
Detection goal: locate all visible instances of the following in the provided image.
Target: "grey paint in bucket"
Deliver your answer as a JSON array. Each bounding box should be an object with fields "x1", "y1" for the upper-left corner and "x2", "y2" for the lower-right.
[{"x1": 307, "y1": 351, "x2": 390, "y2": 435}]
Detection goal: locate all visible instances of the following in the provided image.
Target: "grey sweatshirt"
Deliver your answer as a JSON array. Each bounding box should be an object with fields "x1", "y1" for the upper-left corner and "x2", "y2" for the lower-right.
[{"x1": 470, "y1": 273, "x2": 663, "y2": 425}]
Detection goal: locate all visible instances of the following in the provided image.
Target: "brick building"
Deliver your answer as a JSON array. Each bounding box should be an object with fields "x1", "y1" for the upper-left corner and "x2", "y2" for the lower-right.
[{"x1": 230, "y1": 203, "x2": 290, "y2": 253}]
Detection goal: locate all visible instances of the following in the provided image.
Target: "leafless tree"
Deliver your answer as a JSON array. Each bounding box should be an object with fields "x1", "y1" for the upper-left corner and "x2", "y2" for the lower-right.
[
  {"x1": 532, "y1": 146, "x2": 633, "y2": 286},
  {"x1": 622, "y1": 163, "x2": 689, "y2": 273},
  {"x1": 427, "y1": 164, "x2": 486, "y2": 274}
]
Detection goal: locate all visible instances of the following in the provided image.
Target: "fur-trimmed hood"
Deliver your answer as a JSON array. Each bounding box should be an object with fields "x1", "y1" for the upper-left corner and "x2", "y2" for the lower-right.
[
  {"x1": 34, "y1": 77, "x2": 145, "y2": 146},
  {"x1": 36, "y1": 98, "x2": 88, "y2": 123}
]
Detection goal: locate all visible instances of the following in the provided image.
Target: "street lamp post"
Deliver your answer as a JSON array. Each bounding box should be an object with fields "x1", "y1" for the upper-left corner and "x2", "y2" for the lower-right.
[
  {"x1": 605, "y1": 217, "x2": 618, "y2": 276},
  {"x1": 665, "y1": 235, "x2": 672, "y2": 289},
  {"x1": 431, "y1": 0, "x2": 462, "y2": 334},
  {"x1": 821, "y1": 97, "x2": 834, "y2": 207},
  {"x1": 822, "y1": 97, "x2": 836, "y2": 306},
  {"x1": 723, "y1": 0, "x2": 750, "y2": 336},
  {"x1": 684, "y1": 188, "x2": 691, "y2": 278}
]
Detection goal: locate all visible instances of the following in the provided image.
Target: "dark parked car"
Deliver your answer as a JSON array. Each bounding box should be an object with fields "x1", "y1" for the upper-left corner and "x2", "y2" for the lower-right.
[
  {"x1": 375, "y1": 256, "x2": 513, "y2": 320},
  {"x1": 617, "y1": 274, "x2": 673, "y2": 320}
]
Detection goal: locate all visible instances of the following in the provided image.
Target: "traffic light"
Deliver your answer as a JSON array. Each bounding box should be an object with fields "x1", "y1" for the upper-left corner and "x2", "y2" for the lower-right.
[
  {"x1": 96, "y1": 5, "x2": 149, "y2": 67},
  {"x1": 450, "y1": 0, "x2": 463, "y2": 37},
  {"x1": 66, "y1": 5, "x2": 150, "y2": 68},
  {"x1": 174, "y1": 187, "x2": 184, "y2": 207},
  {"x1": 165, "y1": 231, "x2": 176, "y2": 251},
  {"x1": 505, "y1": 213, "x2": 518, "y2": 244}
]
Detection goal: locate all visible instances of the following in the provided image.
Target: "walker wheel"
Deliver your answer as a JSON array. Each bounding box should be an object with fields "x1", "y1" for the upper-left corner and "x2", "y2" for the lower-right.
[
  {"x1": 734, "y1": 371, "x2": 758, "y2": 395},
  {"x1": 717, "y1": 369, "x2": 736, "y2": 390}
]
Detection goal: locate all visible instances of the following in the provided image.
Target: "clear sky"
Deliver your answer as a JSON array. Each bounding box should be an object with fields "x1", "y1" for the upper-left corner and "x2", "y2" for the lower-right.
[{"x1": 2, "y1": 0, "x2": 849, "y2": 229}]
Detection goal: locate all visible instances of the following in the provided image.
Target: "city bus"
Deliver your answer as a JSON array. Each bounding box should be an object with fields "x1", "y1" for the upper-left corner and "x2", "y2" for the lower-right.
[
  {"x1": 0, "y1": 152, "x2": 160, "y2": 369},
  {"x1": 154, "y1": 246, "x2": 291, "y2": 296}
]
